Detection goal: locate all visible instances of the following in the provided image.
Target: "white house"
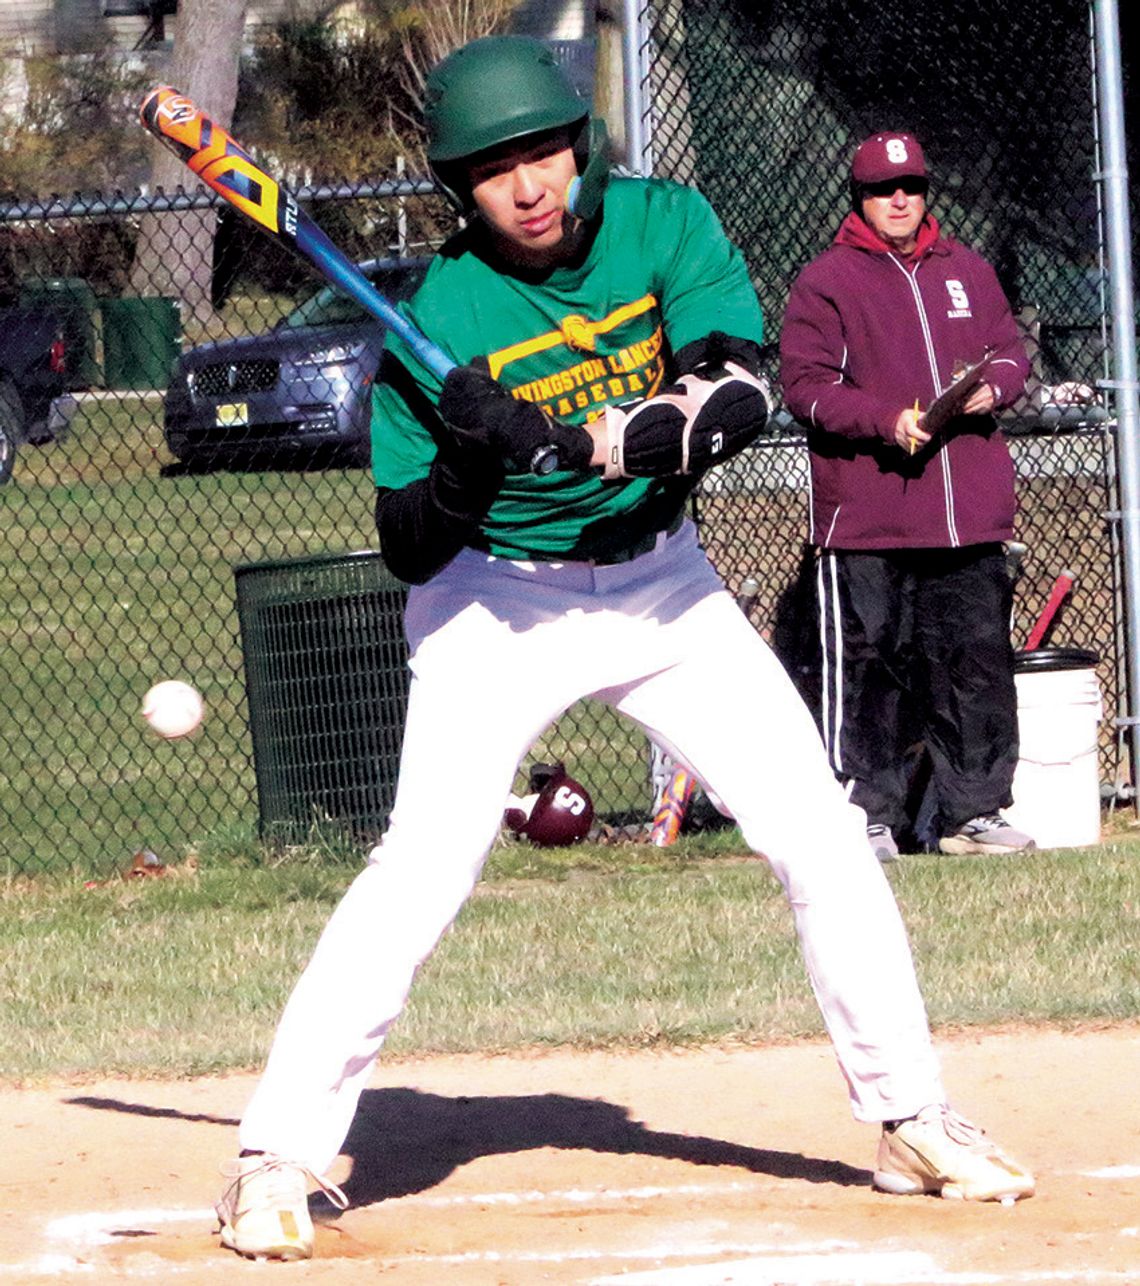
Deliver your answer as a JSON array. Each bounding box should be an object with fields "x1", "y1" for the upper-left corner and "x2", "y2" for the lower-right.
[
  {"x1": 0, "y1": 0, "x2": 596, "y2": 118},
  {"x1": 0, "y1": 0, "x2": 321, "y2": 58}
]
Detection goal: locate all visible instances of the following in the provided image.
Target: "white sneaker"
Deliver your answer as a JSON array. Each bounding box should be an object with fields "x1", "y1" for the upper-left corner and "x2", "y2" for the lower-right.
[
  {"x1": 939, "y1": 813, "x2": 1035, "y2": 855},
  {"x1": 216, "y1": 1153, "x2": 347, "y2": 1260},
  {"x1": 873, "y1": 1104, "x2": 1035, "y2": 1202},
  {"x1": 866, "y1": 824, "x2": 899, "y2": 863}
]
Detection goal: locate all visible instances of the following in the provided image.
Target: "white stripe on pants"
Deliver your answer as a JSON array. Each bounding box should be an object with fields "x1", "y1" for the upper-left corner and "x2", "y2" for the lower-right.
[{"x1": 239, "y1": 522, "x2": 945, "y2": 1172}]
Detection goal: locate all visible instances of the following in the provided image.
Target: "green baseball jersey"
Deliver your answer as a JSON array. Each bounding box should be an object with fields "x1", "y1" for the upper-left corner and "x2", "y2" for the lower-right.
[{"x1": 371, "y1": 176, "x2": 763, "y2": 561}]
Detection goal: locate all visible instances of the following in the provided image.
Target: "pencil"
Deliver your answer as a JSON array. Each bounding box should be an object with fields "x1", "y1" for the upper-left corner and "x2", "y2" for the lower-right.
[{"x1": 909, "y1": 398, "x2": 920, "y2": 454}]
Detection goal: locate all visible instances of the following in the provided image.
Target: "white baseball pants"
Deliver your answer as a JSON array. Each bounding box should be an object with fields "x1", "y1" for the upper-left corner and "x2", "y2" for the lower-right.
[{"x1": 239, "y1": 522, "x2": 945, "y2": 1173}]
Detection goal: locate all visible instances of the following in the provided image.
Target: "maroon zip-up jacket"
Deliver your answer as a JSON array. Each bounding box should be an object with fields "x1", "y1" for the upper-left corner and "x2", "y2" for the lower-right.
[{"x1": 780, "y1": 212, "x2": 1028, "y2": 549}]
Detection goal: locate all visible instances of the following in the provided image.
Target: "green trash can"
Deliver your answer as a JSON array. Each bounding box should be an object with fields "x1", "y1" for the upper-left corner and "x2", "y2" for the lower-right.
[
  {"x1": 102, "y1": 296, "x2": 181, "y2": 390},
  {"x1": 18, "y1": 277, "x2": 101, "y2": 388},
  {"x1": 234, "y1": 551, "x2": 410, "y2": 846}
]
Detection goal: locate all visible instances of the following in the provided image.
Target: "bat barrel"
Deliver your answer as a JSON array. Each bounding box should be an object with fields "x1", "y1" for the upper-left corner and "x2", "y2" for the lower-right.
[{"x1": 138, "y1": 84, "x2": 456, "y2": 386}]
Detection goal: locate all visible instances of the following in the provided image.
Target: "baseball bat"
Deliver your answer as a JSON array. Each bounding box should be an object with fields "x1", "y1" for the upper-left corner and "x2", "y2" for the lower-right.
[
  {"x1": 650, "y1": 763, "x2": 696, "y2": 847},
  {"x1": 139, "y1": 86, "x2": 561, "y2": 475},
  {"x1": 736, "y1": 573, "x2": 761, "y2": 619},
  {"x1": 1005, "y1": 541, "x2": 1028, "y2": 582},
  {"x1": 649, "y1": 571, "x2": 761, "y2": 845},
  {"x1": 1024, "y1": 568, "x2": 1076, "y2": 651},
  {"x1": 1004, "y1": 541, "x2": 1027, "y2": 635}
]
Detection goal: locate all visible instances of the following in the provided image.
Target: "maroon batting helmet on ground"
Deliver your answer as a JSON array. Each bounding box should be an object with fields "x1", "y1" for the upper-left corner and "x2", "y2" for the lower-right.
[{"x1": 504, "y1": 762, "x2": 594, "y2": 846}]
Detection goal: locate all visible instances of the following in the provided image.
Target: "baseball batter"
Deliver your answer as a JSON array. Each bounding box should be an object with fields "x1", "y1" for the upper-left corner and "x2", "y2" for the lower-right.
[{"x1": 215, "y1": 37, "x2": 1034, "y2": 1261}]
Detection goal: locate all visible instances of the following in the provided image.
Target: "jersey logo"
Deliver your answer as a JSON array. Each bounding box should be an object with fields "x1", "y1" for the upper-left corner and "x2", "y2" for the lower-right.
[
  {"x1": 488, "y1": 299, "x2": 667, "y2": 423},
  {"x1": 488, "y1": 295, "x2": 657, "y2": 379},
  {"x1": 945, "y1": 279, "x2": 972, "y2": 318},
  {"x1": 561, "y1": 315, "x2": 598, "y2": 353},
  {"x1": 507, "y1": 326, "x2": 666, "y2": 422}
]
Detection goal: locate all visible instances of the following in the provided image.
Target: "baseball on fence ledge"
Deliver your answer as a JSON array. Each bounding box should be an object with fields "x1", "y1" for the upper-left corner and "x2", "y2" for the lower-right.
[{"x1": 141, "y1": 679, "x2": 204, "y2": 739}]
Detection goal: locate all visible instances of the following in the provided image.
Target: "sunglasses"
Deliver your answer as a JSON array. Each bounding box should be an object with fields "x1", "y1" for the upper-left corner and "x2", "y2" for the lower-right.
[{"x1": 861, "y1": 177, "x2": 929, "y2": 198}]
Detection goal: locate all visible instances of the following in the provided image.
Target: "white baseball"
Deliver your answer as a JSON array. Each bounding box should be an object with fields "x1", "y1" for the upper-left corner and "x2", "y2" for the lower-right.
[{"x1": 142, "y1": 679, "x2": 204, "y2": 739}]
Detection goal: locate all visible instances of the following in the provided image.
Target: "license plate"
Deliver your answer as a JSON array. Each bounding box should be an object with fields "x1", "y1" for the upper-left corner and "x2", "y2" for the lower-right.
[{"x1": 216, "y1": 401, "x2": 248, "y2": 427}]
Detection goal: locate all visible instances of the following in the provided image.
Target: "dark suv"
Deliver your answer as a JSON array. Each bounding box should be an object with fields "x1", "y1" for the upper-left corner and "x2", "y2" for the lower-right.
[{"x1": 162, "y1": 257, "x2": 430, "y2": 471}]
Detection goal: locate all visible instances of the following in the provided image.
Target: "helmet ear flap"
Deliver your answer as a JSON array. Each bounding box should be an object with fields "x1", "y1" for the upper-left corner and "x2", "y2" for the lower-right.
[
  {"x1": 566, "y1": 117, "x2": 610, "y2": 221},
  {"x1": 430, "y1": 159, "x2": 471, "y2": 215},
  {"x1": 527, "y1": 761, "x2": 565, "y2": 792}
]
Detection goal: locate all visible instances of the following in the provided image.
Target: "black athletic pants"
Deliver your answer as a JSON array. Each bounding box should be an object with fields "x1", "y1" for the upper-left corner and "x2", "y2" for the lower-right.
[{"x1": 815, "y1": 543, "x2": 1018, "y2": 842}]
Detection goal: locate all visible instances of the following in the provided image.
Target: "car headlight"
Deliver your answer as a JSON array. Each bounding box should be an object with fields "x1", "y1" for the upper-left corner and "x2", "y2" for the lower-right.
[{"x1": 295, "y1": 341, "x2": 367, "y2": 368}]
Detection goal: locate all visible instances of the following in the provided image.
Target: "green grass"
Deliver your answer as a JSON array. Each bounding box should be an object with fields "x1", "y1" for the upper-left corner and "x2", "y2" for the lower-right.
[{"x1": 1, "y1": 829, "x2": 1137, "y2": 1085}]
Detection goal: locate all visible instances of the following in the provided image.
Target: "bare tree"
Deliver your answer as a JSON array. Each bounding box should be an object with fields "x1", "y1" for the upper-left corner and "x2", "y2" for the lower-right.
[
  {"x1": 130, "y1": 0, "x2": 248, "y2": 327},
  {"x1": 382, "y1": 0, "x2": 520, "y2": 143},
  {"x1": 594, "y1": 0, "x2": 626, "y2": 162}
]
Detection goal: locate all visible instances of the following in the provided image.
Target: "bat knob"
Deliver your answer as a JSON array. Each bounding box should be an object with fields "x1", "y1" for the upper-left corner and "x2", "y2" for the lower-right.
[{"x1": 530, "y1": 444, "x2": 561, "y2": 476}]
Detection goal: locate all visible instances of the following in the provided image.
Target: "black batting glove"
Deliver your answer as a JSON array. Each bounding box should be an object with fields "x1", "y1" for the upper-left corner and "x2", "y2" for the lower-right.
[{"x1": 439, "y1": 360, "x2": 593, "y2": 474}]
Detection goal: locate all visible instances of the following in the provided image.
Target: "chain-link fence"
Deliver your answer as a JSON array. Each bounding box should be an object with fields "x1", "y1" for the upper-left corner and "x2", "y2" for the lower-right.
[
  {"x1": 645, "y1": 0, "x2": 1123, "y2": 780},
  {"x1": 0, "y1": 0, "x2": 1125, "y2": 876},
  {"x1": 0, "y1": 181, "x2": 456, "y2": 877}
]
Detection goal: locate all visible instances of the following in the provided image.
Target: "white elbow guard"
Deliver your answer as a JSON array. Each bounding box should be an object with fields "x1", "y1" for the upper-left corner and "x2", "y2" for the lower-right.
[{"x1": 600, "y1": 362, "x2": 771, "y2": 481}]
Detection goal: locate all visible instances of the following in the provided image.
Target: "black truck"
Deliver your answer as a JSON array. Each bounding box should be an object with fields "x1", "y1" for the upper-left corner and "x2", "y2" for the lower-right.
[{"x1": 0, "y1": 302, "x2": 68, "y2": 484}]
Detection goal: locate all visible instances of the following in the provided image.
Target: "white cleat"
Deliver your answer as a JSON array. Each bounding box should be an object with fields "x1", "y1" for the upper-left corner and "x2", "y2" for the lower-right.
[
  {"x1": 215, "y1": 1152, "x2": 347, "y2": 1261},
  {"x1": 873, "y1": 1104, "x2": 1035, "y2": 1202}
]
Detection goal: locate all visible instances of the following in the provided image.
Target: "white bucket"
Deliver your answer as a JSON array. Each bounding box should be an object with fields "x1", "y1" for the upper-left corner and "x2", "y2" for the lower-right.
[{"x1": 1005, "y1": 648, "x2": 1102, "y2": 849}]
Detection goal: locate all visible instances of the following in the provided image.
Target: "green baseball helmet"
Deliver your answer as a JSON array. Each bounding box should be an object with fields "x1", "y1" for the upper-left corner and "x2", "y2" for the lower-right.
[{"x1": 424, "y1": 35, "x2": 609, "y2": 220}]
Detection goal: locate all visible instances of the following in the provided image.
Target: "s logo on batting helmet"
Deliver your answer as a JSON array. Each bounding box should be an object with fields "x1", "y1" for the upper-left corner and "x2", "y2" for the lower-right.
[{"x1": 503, "y1": 762, "x2": 594, "y2": 846}]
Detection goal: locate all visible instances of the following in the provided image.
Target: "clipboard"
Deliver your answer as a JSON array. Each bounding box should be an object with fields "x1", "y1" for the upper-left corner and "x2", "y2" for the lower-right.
[{"x1": 923, "y1": 346, "x2": 998, "y2": 434}]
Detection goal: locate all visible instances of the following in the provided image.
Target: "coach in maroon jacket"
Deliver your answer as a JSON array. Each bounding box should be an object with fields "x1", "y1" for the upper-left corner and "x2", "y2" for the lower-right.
[{"x1": 780, "y1": 130, "x2": 1033, "y2": 861}]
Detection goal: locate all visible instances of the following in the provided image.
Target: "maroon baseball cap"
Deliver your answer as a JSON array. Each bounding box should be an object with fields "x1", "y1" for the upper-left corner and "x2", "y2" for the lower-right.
[{"x1": 851, "y1": 132, "x2": 927, "y2": 184}]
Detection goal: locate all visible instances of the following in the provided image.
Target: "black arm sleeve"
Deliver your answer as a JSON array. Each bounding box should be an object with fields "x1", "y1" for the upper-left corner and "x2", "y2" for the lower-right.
[
  {"x1": 375, "y1": 444, "x2": 504, "y2": 585},
  {"x1": 673, "y1": 331, "x2": 765, "y2": 378}
]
